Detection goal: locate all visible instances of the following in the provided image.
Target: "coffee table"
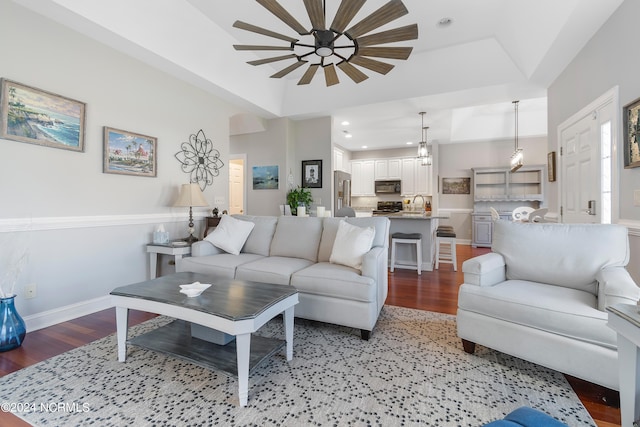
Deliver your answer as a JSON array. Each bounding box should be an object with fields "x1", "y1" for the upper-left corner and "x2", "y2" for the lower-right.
[{"x1": 110, "y1": 272, "x2": 298, "y2": 406}]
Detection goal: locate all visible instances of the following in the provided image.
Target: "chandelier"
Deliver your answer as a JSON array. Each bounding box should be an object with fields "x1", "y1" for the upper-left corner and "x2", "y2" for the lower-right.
[
  {"x1": 510, "y1": 100, "x2": 523, "y2": 172},
  {"x1": 417, "y1": 112, "x2": 431, "y2": 166}
]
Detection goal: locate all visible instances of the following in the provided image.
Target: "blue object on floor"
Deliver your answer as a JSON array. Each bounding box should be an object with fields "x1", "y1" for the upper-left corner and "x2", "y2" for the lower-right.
[{"x1": 483, "y1": 407, "x2": 568, "y2": 427}]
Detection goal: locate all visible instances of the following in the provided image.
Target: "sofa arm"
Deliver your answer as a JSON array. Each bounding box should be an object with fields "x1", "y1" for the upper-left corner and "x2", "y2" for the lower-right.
[
  {"x1": 362, "y1": 246, "x2": 388, "y2": 310},
  {"x1": 462, "y1": 252, "x2": 506, "y2": 287},
  {"x1": 191, "y1": 241, "x2": 224, "y2": 257},
  {"x1": 596, "y1": 267, "x2": 640, "y2": 311}
]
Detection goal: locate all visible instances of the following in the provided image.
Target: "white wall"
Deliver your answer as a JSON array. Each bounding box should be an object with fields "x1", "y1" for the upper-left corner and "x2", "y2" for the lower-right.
[
  {"x1": 0, "y1": 1, "x2": 243, "y2": 326},
  {"x1": 547, "y1": 0, "x2": 640, "y2": 283}
]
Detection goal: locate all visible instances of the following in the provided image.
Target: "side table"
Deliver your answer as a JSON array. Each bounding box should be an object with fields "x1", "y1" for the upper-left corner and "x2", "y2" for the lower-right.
[
  {"x1": 204, "y1": 216, "x2": 221, "y2": 237},
  {"x1": 146, "y1": 242, "x2": 191, "y2": 279},
  {"x1": 606, "y1": 303, "x2": 640, "y2": 427}
]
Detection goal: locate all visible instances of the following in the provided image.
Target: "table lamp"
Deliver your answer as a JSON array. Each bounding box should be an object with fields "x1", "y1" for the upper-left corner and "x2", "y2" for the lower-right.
[{"x1": 173, "y1": 183, "x2": 209, "y2": 243}]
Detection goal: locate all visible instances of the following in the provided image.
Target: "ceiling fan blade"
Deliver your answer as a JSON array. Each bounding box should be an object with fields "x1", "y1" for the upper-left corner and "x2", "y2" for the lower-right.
[
  {"x1": 358, "y1": 46, "x2": 413, "y2": 60},
  {"x1": 349, "y1": 56, "x2": 394, "y2": 74},
  {"x1": 323, "y1": 63, "x2": 339, "y2": 86},
  {"x1": 298, "y1": 64, "x2": 320, "y2": 85},
  {"x1": 234, "y1": 44, "x2": 293, "y2": 51},
  {"x1": 330, "y1": 0, "x2": 366, "y2": 33},
  {"x1": 345, "y1": 0, "x2": 409, "y2": 39},
  {"x1": 256, "y1": 0, "x2": 309, "y2": 35},
  {"x1": 248, "y1": 54, "x2": 297, "y2": 66},
  {"x1": 337, "y1": 61, "x2": 368, "y2": 83},
  {"x1": 271, "y1": 60, "x2": 308, "y2": 78},
  {"x1": 357, "y1": 24, "x2": 418, "y2": 46},
  {"x1": 233, "y1": 20, "x2": 298, "y2": 43},
  {"x1": 304, "y1": 0, "x2": 325, "y2": 30}
]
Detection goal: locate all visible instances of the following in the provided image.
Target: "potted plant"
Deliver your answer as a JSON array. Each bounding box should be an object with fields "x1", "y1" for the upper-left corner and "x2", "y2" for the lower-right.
[{"x1": 287, "y1": 186, "x2": 313, "y2": 215}]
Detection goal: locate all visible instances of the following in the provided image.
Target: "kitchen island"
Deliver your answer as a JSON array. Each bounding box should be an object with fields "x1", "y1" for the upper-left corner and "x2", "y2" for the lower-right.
[{"x1": 374, "y1": 212, "x2": 441, "y2": 272}]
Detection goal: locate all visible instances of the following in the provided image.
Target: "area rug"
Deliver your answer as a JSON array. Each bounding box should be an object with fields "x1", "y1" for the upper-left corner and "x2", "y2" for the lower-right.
[{"x1": 0, "y1": 306, "x2": 595, "y2": 426}]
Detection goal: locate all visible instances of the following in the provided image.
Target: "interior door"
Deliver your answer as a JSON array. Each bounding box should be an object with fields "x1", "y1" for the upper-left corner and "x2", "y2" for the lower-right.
[
  {"x1": 229, "y1": 158, "x2": 244, "y2": 215},
  {"x1": 560, "y1": 113, "x2": 600, "y2": 223}
]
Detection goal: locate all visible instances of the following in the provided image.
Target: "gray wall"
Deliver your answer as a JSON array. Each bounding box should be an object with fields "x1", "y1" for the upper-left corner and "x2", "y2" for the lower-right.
[
  {"x1": 230, "y1": 116, "x2": 332, "y2": 215},
  {"x1": 0, "y1": 1, "x2": 241, "y2": 322},
  {"x1": 547, "y1": 0, "x2": 640, "y2": 282}
]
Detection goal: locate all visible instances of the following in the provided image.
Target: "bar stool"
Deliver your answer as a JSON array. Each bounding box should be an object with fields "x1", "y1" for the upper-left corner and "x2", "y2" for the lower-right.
[
  {"x1": 435, "y1": 226, "x2": 457, "y2": 271},
  {"x1": 390, "y1": 232, "x2": 422, "y2": 275}
]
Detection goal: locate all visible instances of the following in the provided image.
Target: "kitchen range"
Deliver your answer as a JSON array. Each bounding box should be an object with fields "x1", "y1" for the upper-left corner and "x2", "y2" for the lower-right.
[{"x1": 372, "y1": 201, "x2": 403, "y2": 215}]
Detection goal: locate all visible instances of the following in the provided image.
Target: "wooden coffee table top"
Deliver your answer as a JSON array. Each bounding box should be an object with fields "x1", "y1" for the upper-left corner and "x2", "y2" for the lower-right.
[{"x1": 110, "y1": 272, "x2": 298, "y2": 321}]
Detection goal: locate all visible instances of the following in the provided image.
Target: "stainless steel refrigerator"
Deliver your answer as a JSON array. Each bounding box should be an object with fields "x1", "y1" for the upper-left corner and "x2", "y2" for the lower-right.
[{"x1": 334, "y1": 171, "x2": 352, "y2": 211}]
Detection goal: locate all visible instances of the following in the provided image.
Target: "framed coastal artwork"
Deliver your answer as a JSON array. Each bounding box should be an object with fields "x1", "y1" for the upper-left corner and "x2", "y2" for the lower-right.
[
  {"x1": 302, "y1": 159, "x2": 322, "y2": 188},
  {"x1": 103, "y1": 127, "x2": 157, "y2": 177},
  {"x1": 442, "y1": 177, "x2": 471, "y2": 194},
  {"x1": 0, "y1": 79, "x2": 86, "y2": 152},
  {"x1": 252, "y1": 165, "x2": 279, "y2": 189},
  {"x1": 624, "y1": 96, "x2": 640, "y2": 168}
]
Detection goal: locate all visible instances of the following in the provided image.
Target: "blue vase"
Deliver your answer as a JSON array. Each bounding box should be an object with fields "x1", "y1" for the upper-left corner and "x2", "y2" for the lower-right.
[{"x1": 0, "y1": 295, "x2": 26, "y2": 352}]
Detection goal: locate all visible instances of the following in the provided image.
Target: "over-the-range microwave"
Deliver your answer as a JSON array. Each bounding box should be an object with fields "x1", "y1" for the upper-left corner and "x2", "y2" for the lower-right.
[{"x1": 375, "y1": 180, "x2": 401, "y2": 194}]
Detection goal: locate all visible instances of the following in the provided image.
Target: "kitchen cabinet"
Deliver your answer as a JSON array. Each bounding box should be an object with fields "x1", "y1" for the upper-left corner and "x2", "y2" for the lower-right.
[
  {"x1": 473, "y1": 165, "x2": 544, "y2": 202},
  {"x1": 400, "y1": 158, "x2": 432, "y2": 196},
  {"x1": 351, "y1": 160, "x2": 375, "y2": 196},
  {"x1": 471, "y1": 212, "x2": 512, "y2": 247},
  {"x1": 374, "y1": 158, "x2": 401, "y2": 180},
  {"x1": 333, "y1": 147, "x2": 345, "y2": 172}
]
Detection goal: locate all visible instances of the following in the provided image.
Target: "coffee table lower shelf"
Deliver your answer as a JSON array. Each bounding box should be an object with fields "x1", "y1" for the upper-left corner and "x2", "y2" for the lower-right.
[{"x1": 129, "y1": 320, "x2": 285, "y2": 377}]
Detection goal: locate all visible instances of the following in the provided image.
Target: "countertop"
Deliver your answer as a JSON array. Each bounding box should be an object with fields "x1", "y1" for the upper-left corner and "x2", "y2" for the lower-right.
[{"x1": 373, "y1": 212, "x2": 443, "y2": 220}]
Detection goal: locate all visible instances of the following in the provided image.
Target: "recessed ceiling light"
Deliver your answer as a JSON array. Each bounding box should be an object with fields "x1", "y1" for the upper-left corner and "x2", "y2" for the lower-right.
[
  {"x1": 362, "y1": 145, "x2": 368, "y2": 149},
  {"x1": 437, "y1": 17, "x2": 453, "y2": 27},
  {"x1": 341, "y1": 121, "x2": 350, "y2": 126},
  {"x1": 406, "y1": 141, "x2": 413, "y2": 145},
  {"x1": 343, "y1": 130, "x2": 352, "y2": 138}
]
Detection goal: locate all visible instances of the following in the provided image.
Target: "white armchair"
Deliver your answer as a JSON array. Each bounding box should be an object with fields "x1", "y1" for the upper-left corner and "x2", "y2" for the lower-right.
[{"x1": 457, "y1": 220, "x2": 640, "y2": 390}]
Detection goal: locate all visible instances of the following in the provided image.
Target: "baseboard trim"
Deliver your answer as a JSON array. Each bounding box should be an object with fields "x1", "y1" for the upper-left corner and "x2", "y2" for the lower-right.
[{"x1": 23, "y1": 295, "x2": 113, "y2": 332}]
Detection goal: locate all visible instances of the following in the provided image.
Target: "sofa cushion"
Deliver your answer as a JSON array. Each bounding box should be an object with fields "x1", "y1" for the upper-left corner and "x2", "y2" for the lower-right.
[
  {"x1": 492, "y1": 221, "x2": 630, "y2": 294},
  {"x1": 178, "y1": 253, "x2": 264, "y2": 279},
  {"x1": 270, "y1": 216, "x2": 323, "y2": 262},
  {"x1": 329, "y1": 220, "x2": 375, "y2": 271},
  {"x1": 458, "y1": 280, "x2": 616, "y2": 349},
  {"x1": 235, "y1": 256, "x2": 314, "y2": 285},
  {"x1": 204, "y1": 215, "x2": 254, "y2": 255},
  {"x1": 232, "y1": 215, "x2": 278, "y2": 256},
  {"x1": 291, "y1": 262, "x2": 376, "y2": 303},
  {"x1": 318, "y1": 217, "x2": 390, "y2": 262}
]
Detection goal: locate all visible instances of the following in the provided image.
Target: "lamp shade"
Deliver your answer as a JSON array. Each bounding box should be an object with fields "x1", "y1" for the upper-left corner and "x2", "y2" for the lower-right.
[{"x1": 173, "y1": 183, "x2": 209, "y2": 207}]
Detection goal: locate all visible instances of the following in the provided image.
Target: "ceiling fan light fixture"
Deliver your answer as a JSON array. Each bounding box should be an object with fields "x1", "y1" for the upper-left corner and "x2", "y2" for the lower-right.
[{"x1": 314, "y1": 30, "x2": 334, "y2": 57}]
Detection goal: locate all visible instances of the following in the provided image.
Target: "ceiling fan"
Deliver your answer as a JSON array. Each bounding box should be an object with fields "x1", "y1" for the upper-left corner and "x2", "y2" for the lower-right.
[{"x1": 233, "y1": 0, "x2": 418, "y2": 87}]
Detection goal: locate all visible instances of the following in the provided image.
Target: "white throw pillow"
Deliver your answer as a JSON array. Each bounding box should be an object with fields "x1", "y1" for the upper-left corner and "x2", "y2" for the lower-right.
[
  {"x1": 204, "y1": 215, "x2": 255, "y2": 255},
  {"x1": 329, "y1": 220, "x2": 375, "y2": 271}
]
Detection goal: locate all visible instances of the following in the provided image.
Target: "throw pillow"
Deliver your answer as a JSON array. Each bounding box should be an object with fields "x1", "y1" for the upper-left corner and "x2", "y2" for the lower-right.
[
  {"x1": 329, "y1": 220, "x2": 375, "y2": 271},
  {"x1": 204, "y1": 215, "x2": 255, "y2": 255}
]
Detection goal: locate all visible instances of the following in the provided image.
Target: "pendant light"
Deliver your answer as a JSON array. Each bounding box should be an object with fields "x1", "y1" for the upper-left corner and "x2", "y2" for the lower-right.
[
  {"x1": 417, "y1": 112, "x2": 432, "y2": 166},
  {"x1": 510, "y1": 100, "x2": 523, "y2": 172}
]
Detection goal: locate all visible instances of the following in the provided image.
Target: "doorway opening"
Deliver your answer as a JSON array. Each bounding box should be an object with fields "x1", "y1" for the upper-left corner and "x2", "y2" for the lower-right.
[{"x1": 229, "y1": 154, "x2": 246, "y2": 215}]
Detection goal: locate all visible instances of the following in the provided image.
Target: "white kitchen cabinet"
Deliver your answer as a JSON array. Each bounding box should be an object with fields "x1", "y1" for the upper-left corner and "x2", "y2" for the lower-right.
[
  {"x1": 472, "y1": 165, "x2": 544, "y2": 202},
  {"x1": 351, "y1": 160, "x2": 375, "y2": 196},
  {"x1": 401, "y1": 158, "x2": 416, "y2": 196},
  {"x1": 400, "y1": 158, "x2": 432, "y2": 196},
  {"x1": 374, "y1": 159, "x2": 401, "y2": 180},
  {"x1": 333, "y1": 147, "x2": 345, "y2": 172}
]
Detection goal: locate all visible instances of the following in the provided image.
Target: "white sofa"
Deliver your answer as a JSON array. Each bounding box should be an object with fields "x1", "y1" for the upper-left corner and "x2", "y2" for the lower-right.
[
  {"x1": 457, "y1": 220, "x2": 640, "y2": 390},
  {"x1": 177, "y1": 215, "x2": 390, "y2": 340}
]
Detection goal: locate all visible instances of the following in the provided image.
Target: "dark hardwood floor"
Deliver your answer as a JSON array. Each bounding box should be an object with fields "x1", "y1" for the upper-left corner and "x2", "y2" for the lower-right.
[{"x1": 0, "y1": 245, "x2": 620, "y2": 426}]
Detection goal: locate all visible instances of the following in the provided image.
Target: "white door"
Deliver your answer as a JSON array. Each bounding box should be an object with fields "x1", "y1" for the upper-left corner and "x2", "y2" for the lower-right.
[
  {"x1": 560, "y1": 114, "x2": 599, "y2": 223},
  {"x1": 229, "y1": 158, "x2": 244, "y2": 215},
  {"x1": 559, "y1": 87, "x2": 618, "y2": 224}
]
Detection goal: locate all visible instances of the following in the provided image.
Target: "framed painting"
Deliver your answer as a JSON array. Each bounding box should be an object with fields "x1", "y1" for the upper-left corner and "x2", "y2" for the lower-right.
[
  {"x1": 252, "y1": 165, "x2": 279, "y2": 189},
  {"x1": 547, "y1": 151, "x2": 556, "y2": 182},
  {"x1": 302, "y1": 159, "x2": 322, "y2": 188},
  {"x1": 624, "y1": 96, "x2": 640, "y2": 168},
  {"x1": 103, "y1": 127, "x2": 157, "y2": 177},
  {"x1": 0, "y1": 79, "x2": 86, "y2": 152},
  {"x1": 442, "y1": 177, "x2": 471, "y2": 194}
]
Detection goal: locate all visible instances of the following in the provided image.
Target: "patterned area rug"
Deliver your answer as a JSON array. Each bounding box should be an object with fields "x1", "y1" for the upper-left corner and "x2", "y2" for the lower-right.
[{"x1": 0, "y1": 306, "x2": 595, "y2": 426}]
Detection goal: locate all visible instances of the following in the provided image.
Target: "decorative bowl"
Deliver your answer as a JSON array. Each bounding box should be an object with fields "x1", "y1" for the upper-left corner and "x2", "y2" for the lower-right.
[{"x1": 179, "y1": 282, "x2": 211, "y2": 297}]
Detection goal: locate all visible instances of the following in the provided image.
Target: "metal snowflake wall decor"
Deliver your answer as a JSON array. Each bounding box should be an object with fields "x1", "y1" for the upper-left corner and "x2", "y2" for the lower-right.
[{"x1": 175, "y1": 129, "x2": 224, "y2": 191}]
